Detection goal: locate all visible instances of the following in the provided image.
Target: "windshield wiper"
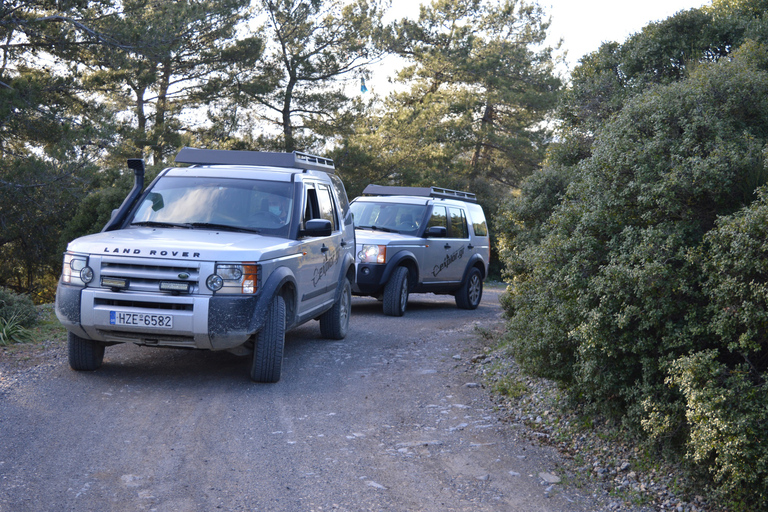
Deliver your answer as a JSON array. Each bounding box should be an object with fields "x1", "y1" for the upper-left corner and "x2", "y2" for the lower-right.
[
  {"x1": 131, "y1": 221, "x2": 192, "y2": 229},
  {"x1": 357, "y1": 225, "x2": 397, "y2": 233},
  {"x1": 188, "y1": 222, "x2": 261, "y2": 234}
]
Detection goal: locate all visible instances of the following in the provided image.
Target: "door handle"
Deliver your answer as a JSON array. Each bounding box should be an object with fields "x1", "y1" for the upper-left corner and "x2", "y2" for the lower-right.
[
  {"x1": 321, "y1": 245, "x2": 329, "y2": 253},
  {"x1": 444, "y1": 243, "x2": 451, "y2": 249},
  {"x1": 468, "y1": 244, "x2": 474, "y2": 249},
  {"x1": 340, "y1": 240, "x2": 348, "y2": 247}
]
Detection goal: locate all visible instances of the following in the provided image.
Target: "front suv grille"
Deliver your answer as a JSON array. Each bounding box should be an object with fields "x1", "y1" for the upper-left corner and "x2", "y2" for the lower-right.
[{"x1": 99, "y1": 256, "x2": 201, "y2": 294}]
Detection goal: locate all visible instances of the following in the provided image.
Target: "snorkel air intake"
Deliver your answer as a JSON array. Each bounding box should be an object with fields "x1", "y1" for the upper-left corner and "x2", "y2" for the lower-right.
[{"x1": 102, "y1": 158, "x2": 145, "y2": 232}]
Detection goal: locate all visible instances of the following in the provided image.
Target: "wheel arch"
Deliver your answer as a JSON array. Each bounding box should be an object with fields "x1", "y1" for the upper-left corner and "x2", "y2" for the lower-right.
[
  {"x1": 386, "y1": 251, "x2": 419, "y2": 288},
  {"x1": 460, "y1": 254, "x2": 487, "y2": 284},
  {"x1": 254, "y1": 266, "x2": 298, "y2": 332}
]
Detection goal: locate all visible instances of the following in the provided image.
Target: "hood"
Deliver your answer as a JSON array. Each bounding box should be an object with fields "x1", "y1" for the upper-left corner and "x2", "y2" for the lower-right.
[
  {"x1": 353, "y1": 229, "x2": 421, "y2": 245},
  {"x1": 67, "y1": 227, "x2": 295, "y2": 261}
]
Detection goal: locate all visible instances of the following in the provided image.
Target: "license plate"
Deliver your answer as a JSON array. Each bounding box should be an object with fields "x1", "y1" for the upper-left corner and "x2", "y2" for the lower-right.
[{"x1": 110, "y1": 311, "x2": 173, "y2": 329}]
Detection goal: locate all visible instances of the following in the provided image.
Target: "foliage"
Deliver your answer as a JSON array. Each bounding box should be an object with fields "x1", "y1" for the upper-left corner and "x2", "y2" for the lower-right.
[
  {"x1": 497, "y1": 4, "x2": 768, "y2": 505},
  {"x1": 667, "y1": 351, "x2": 768, "y2": 511},
  {"x1": 0, "y1": 287, "x2": 37, "y2": 328},
  {"x1": 341, "y1": 0, "x2": 560, "y2": 197},
  {"x1": 73, "y1": 0, "x2": 259, "y2": 163},
  {"x1": 222, "y1": 0, "x2": 384, "y2": 153},
  {"x1": 0, "y1": 313, "x2": 34, "y2": 346}
]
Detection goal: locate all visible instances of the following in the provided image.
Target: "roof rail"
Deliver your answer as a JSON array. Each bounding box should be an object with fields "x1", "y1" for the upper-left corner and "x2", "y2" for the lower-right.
[
  {"x1": 174, "y1": 147, "x2": 335, "y2": 173},
  {"x1": 362, "y1": 184, "x2": 477, "y2": 203}
]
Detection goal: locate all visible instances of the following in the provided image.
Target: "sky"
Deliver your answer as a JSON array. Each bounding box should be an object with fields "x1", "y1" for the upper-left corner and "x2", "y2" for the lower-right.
[
  {"x1": 368, "y1": 0, "x2": 711, "y2": 93},
  {"x1": 543, "y1": 0, "x2": 711, "y2": 72}
]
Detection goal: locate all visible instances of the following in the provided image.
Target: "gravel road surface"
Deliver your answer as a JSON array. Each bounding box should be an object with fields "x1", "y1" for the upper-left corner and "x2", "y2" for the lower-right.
[{"x1": 1, "y1": 288, "x2": 613, "y2": 511}]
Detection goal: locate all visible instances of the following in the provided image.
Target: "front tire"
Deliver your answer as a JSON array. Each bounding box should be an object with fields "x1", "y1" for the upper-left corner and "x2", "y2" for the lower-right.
[
  {"x1": 383, "y1": 266, "x2": 409, "y2": 317},
  {"x1": 250, "y1": 295, "x2": 286, "y2": 383},
  {"x1": 455, "y1": 267, "x2": 483, "y2": 310},
  {"x1": 319, "y1": 278, "x2": 351, "y2": 339},
  {"x1": 68, "y1": 332, "x2": 105, "y2": 371}
]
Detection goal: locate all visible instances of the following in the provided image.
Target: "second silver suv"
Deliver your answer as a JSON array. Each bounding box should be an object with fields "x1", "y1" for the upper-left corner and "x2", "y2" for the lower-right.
[{"x1": 350, "y1": 185, "x2": 490, "y2": 316}]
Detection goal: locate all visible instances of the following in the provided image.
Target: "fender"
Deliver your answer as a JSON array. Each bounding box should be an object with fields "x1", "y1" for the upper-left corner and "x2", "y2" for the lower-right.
[
  {"x1": 329, "y1": 252, "x2": 356, "y2": 301},
  {"x1": 382, "y1": 250, "x2": 420, "y2": 283},
  {"x1": 459, "y1": 254, "x2": 487, "y2": 284},
  {"x1": 249, "y1": 266, "x2": 298, "y2": 333}
]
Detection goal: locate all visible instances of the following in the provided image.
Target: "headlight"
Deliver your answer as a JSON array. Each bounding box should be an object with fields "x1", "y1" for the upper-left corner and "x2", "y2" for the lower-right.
[
  {"x1": 206, "y1": 263, "x2": 258, "y2": 294},
  {"x1": 357, "y1": 245, "x2": 386, "y2": 264},
  {"x1": 61, "y1": 253, "x2": 93, "y2": 286}
]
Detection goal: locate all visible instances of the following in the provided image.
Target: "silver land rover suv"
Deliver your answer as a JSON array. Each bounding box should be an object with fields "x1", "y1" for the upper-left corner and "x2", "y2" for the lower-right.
[
  {"x1": 55, "y1": 147, "x2": 355, "y2": 383},
  {"x1": 349, "y1": 185, "x2": 490, "y2": 316}
]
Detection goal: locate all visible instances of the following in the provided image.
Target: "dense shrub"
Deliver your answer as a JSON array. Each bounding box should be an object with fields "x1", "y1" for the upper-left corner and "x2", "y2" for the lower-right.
[
  {"x1": 0, "y1": 287, "x2": 37, "y2": 328},
  {"x1": 499, "y1": 42, "x2": 768, "y2": 508}
]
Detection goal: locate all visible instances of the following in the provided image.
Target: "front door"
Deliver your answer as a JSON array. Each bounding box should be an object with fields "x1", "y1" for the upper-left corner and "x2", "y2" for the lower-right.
[{"x1": 297, "y1": 182, "x2": 343, "y2": 317}]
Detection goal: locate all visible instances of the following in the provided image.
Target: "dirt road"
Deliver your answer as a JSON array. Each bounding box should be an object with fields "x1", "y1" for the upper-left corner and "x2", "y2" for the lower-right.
[{"x1": 0, "y1": 288, "x2": 611, "y2": 511}]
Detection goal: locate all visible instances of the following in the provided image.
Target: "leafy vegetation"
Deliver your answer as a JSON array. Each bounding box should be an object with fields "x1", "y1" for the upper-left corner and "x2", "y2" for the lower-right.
[
  {"x1": 0, "y1": 287, "x2": 37, "y2": 346},
  {"x1": 498, "y1": 1, "x2": 768, "y2": 509}
]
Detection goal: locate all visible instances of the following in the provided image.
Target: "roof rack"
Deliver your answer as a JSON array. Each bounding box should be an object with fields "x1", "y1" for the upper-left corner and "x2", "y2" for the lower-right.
[
  {"x1": 362, "y1": 184, "x2": 477, "y2": 203},
  {"x1": 174, "y1": 147, "x2": 335, "y2": 173}
]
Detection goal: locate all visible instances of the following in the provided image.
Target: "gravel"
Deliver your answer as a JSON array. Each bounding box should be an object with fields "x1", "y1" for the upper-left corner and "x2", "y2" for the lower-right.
[
  {"x1": 468, "y1": 342, "x2": 715, "y2": 512},
  {"x1": 1, "y1": 303, "x2": 716, "y2": 512}
]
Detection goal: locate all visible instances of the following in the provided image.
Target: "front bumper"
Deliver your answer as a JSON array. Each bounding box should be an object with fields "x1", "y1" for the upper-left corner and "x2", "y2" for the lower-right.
[
  {"x1": 55, "y1": 283, "x2": 259, "y2": 350},
  {"x1": 353, "y1": 263, "x2": 388, "y2": 295}
]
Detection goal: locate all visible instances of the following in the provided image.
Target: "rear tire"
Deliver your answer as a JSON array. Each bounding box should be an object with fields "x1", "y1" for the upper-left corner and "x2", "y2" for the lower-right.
[
  {"x1": 319, "y1": 278, "x2": 351, "y2": 339},
  {"x1": 455, "y1": 267, "x2": 483, "y2": 310},
  {"x1": 383, "y1": 266, "x2": 409, "y2": 317},
  {"x1": 68, "y1": 332, "x2": 105, "y2": 371},
  {"x1": 250, "y1": 295, "x2": 285, "y2": 383}
]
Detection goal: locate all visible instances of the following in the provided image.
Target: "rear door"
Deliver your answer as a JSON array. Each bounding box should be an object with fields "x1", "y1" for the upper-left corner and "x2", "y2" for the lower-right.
[
  {"x1": 439, "y1": 206, "x2": 471, "y2": 284},
  {"x1": 422, "y1": 205, "x2": 450, "y2": 284}
]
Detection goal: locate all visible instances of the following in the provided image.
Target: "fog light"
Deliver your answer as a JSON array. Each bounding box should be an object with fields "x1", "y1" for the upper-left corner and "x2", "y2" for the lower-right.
[
  {"x1": 160, "y1": 281, "x2": 191, "y2": 293},
  {"x1": 80, "y1": 266, "x2": 94, "y2": 284},
  {"x1": 207, "y1": 274, "x2": 224, "y2": 291},
  {"x1": 102, "y1": 277, "x2": 128, "y2": 290}
]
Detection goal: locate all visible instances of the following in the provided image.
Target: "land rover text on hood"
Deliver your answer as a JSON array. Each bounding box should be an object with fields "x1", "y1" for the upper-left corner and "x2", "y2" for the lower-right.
[{"x1": 56, "y1": 147, "x2": 355, "y2": 383}]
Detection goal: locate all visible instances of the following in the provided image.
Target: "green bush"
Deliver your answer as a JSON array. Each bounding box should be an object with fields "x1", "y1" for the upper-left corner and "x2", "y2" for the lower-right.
[
  {"x1": 0, "y1": 287, "x2": 38, "y2": 328},
  {"x1": 498, "y1": 42, "x2": 768, "y2": 509},
  {"x1": 668, "y1": 351, "x2": 767, "y2": 511}
]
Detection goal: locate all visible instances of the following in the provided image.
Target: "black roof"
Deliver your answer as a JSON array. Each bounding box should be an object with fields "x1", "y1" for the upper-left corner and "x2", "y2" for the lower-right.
[
  {"x1": 361, "y1": 184, "x2": 477, "y2": 203},
  {"x1": 175, "y1": 147, "x2": 335, "y2": 173}
]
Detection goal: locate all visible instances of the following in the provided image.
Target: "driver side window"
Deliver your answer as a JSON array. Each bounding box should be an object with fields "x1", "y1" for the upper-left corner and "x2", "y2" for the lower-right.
[
  {"x1": 302, "y1": 183, "x2": 338, "y2": 231},
  {"x1": 426, "y1": 206, "x2": 447, "y2": 230}
]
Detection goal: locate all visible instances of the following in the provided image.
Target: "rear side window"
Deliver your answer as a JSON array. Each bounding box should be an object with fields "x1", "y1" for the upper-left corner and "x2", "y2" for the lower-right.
[
  {"x1": 448, "y1": 207, "x2": 469, "y2": 239},
  {"x1": 329, "y1": 174, "x2": 351, "y2": 224},
  {"x1": 467, "y1": 203, "x2": 488, "y2": 236}
]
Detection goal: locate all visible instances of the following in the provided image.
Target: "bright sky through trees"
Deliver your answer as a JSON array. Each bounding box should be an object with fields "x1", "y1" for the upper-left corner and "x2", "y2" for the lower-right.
[{"x1": 371, "y1": 0, "x2": 711, "y2": 92}]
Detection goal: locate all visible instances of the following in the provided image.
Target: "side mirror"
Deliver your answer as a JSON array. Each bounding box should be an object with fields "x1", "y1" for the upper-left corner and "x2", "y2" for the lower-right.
[
  {"x1": 302, "y1": 219, "x2": 332, "y2": 237},
  {"x1": 426, "y1": 226, "x2": 447, "y2": 238}
]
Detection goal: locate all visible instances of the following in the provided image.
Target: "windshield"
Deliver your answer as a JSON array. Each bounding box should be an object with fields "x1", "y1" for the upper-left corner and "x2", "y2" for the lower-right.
[
  {"x1": 350, "y1": 201, "x2": 427, "y2": 236},
  {"x1": 129, "y1": 176, "x2": 294, "y2": 237}
]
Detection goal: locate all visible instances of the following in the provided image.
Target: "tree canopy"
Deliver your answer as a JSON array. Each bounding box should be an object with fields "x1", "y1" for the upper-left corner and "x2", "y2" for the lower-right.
[{"x1": 336, "y1": 0, "x2": 560, "y2": 205}]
